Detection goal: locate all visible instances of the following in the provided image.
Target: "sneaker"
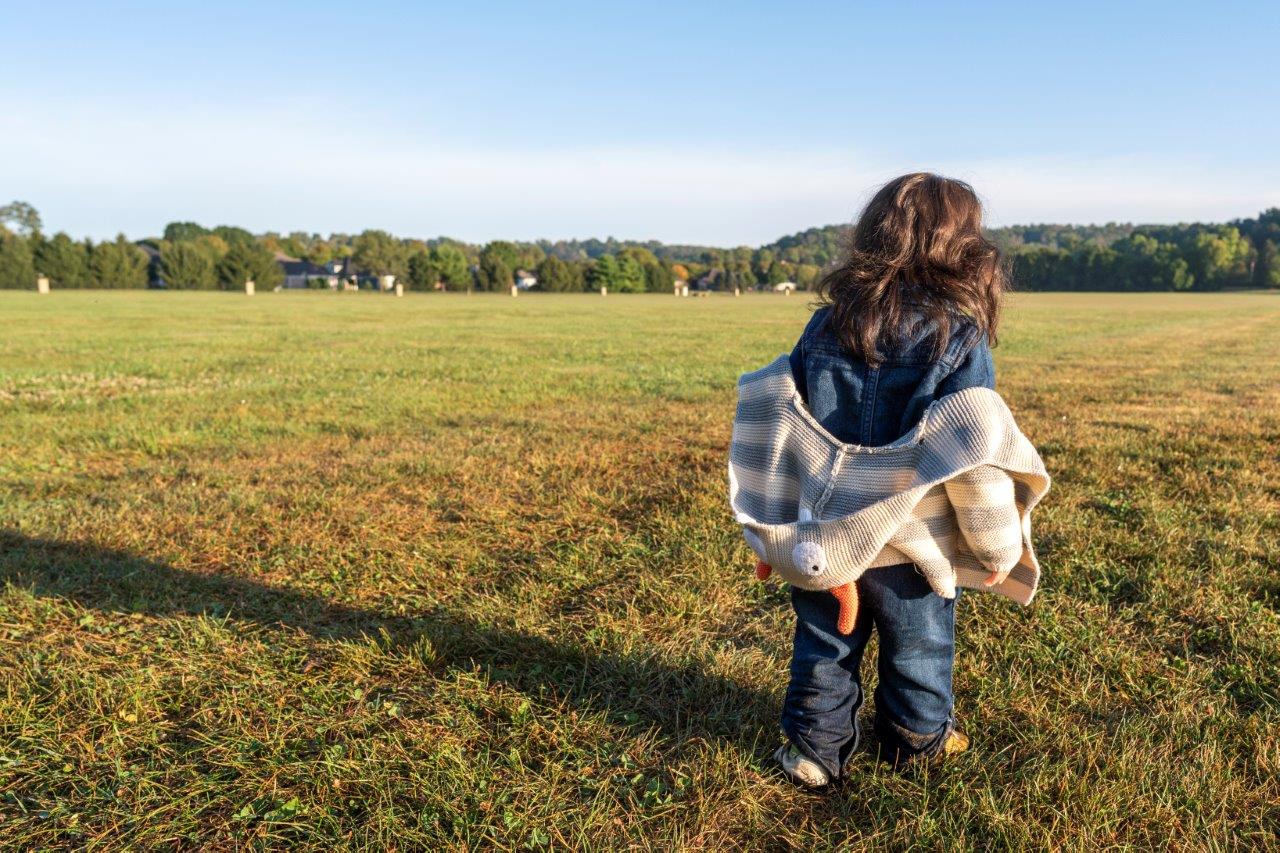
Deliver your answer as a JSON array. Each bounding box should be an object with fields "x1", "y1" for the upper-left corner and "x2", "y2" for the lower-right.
[{"x1": 772, "y1": 744, "x2": 831, "y2": 788}]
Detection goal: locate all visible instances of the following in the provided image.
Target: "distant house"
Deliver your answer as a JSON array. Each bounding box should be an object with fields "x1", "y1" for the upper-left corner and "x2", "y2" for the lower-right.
[
  {"x1": 514, "y1": 269, "x2": 538, "y2": 290},
  {"x1": 277, "y1": 254, "x2": 330, "y2": 289},
  {"x1": 275, "y1": 254, "x2": 376, "y2": 289},
  {"x1": 773, "y1": 280, "x2": 797, "y2": 293}
]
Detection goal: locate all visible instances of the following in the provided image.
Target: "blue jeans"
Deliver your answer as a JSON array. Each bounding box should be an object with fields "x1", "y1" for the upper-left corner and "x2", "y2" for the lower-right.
[{"x1": 782, "y1": 563, "x2": 959, "y2": 775}]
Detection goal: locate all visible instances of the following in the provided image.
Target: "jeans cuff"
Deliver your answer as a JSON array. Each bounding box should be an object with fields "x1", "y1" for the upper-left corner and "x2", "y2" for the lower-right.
[{"x1": 873, "y1": 713, "x2": 953, "y2": 767}]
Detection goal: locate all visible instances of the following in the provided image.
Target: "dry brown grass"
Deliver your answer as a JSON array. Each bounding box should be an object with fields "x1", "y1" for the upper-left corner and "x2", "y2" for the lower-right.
[{"x1": 1, "y1": 290, "x2": 1277, "y2": 849}]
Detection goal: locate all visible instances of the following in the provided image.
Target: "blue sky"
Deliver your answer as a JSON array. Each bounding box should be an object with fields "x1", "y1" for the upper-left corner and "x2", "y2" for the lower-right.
[{"x1": 4, "y1": 0, "x2": 1278, "y2": 245}]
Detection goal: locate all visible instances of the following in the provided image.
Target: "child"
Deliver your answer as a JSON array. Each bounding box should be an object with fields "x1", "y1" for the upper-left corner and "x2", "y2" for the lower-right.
[{"x1": 727, "y1": 173, "x2": 1049, "y2": 784}]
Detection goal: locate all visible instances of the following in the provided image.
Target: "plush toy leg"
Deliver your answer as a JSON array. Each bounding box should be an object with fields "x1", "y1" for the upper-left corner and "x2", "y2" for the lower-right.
[
  {"x1": 830, "y1": 582, "x2": 859, "y2": 635},
  {"x1": 755, "y1": 560, "x2": 772, "y2": 580}
]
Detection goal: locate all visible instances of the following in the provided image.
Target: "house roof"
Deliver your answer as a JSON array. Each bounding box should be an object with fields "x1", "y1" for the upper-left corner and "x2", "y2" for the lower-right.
[{"x1": 278, "y1": 260, "x2": 328, "y2": 276}]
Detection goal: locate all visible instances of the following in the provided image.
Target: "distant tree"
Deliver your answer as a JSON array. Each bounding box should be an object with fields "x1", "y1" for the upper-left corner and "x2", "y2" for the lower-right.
[
  {"x1": 482, "y1": 240, "x2": 522, "y2": 273},
  {"x1": 476, "y1": 249, "x2": 512, "y2": 292},
  {"x1": 515, "y1": 243, "x2": 546, "y2": 271},
  {"x1": 1114, "y1": 235, "x2": 1193, "y2": 291},
  {"x1": 212, "y1": 225, "x2": 256, "y2": 248},
  {"x1": 590, "y1": 255, "x2": 620, "y2": 292},
  {"x1": 163, "y1": 222, "x2": 210, "y2": 243},
  {"x1": 433, "y1": 244, "x2": 472, "y2": 291},
  {"x1": 643, "y1": 261, "x2": 675, "y2": 292},
  {"x1": 1189, "y1": 226, "x2": 1252, "y2": 290},
  {"x1": 160, "y1": 240, "x2": 216, "y2": 289},
  {"x1": 753, "y1": 249, "x2": 776, "y2": 282},
  {"x1": 765, "y1": 259, "x2": 790, "y2": 285},
  {"x1": 614, "y1": 255, "x2": 646, "y2": 292},
  {"x1": 0, "y1": 201, "x2": 42, "y2": 236},
  {"x1": 216, "y1": 240, "x2": 282, "y2": 290},
  {"x1": 618, "y1": 247, "x2": 659, "y2": 268},
  {"x1": 406, "y1": 250, "x2": 437, "y2": 290},
  {"x1": 35, "y1": 232, "x2": 92, "y2": 288},
  {"x1": 671, "y1": 263, "x2": 690, "y2": 281},
  {"x1": 90, "y1": 235, "x2": 149, "y2": 288},
  {"x1": 535, "y1": 255, "x2": 578, "y2": 292},
  {"x1": 1257, "y1": 239, "x2": 1280, "y2": 288},
  {"x1": 794, "y1": 263, "x2": 821, "y2": 290},
  {"x1": 725, "y1": 248, "x2": 757, "y2": 291},
  {"x1": 0, "y1": 232, "x2": 35, "y2": 288},
  {"x1": 352, "y1": 229, "x2": 407, "y2": 278}
]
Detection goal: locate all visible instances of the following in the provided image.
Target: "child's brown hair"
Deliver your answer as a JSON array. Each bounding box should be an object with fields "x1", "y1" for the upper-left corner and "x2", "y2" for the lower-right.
[{"x1": 817, "y1": 172, "x2": 1007, "y2": 366}]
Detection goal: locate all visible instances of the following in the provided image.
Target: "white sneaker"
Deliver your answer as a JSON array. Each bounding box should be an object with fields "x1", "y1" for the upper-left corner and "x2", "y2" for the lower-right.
[{"x1": 772, "y1": 744, "x2": 830, "y2": 788}]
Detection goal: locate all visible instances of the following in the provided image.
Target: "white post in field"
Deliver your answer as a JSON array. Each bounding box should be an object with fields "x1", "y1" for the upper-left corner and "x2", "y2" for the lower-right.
[
  {"x1": 36, "y1": 275, "x2": 50, "y2": 294},
  {"x1": 601, "y1": 286, "x2": 608, "y2": 297},
  {"x1": 510, "y1": 283, "x2": 518, "y2": 297},
  {"x1": 734, "y1": 286, "x2": 741, "y2": 297},
  {"x1": 673, "y1": 282, "x2": 680, "y2": 296},
  {"x1": 245, "y1": 279, "x2": 255, "y2": 296},
  {"x1": 395, "y1": 282, "x2": 404, "y2": 297},
  {"x1": 681, "y1": 283, "x2": 689, "y2": 298}
]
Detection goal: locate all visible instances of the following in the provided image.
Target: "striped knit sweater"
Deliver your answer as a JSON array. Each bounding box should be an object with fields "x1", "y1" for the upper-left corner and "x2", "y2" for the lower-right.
[{"x1": 729, "y1": 355, "x2": 1050, "y2": 631}]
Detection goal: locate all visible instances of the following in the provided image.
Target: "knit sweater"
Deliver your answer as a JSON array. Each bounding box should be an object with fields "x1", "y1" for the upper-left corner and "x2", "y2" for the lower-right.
[{"x1": 729, "y1": 355, "x2": 1050, "y2": 612}]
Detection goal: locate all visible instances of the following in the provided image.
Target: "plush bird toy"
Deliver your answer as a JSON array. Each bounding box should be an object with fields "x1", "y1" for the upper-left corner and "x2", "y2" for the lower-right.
[
  {"x1": 750, "y1": 508, "x2": 860, "y2": 634},
  {"x1": 754, "y1": 559, "x2": 859, "y2": 633}
]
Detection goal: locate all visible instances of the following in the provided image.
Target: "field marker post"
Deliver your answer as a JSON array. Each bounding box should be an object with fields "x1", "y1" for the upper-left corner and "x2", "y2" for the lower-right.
[
  {"x1": 36, "y1": 275, "x2": 50, "y2": 294},
  {"x1": 681, "y1": 283, "x2": 688, "y2": 297},
  {"x1": 510, "y1": 283, "x2": 518, "y2": 297},
  {"x1": 734, "y1": 286, "x2": 740, "y2": 297},
  {"x1": 395, "y1": 282, "x2": 404, "y2": 297},
  {"x1": 601, "y1": 286, "x2": 607, "y2": 297},
  {"x1": 245, "y1": 279, "x2": 255, "y2": 296}
]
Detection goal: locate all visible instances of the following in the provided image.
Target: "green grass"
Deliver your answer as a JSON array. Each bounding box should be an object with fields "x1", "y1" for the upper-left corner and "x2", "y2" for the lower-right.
[{"x1": 1, "y1": 290, "x2": 1278, "y2": 850}]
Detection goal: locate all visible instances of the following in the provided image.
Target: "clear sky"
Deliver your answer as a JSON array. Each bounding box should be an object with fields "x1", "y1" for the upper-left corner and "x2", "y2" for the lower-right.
[{"x1": 4, "y1": 0, "x2": 1278, "y2": 246}]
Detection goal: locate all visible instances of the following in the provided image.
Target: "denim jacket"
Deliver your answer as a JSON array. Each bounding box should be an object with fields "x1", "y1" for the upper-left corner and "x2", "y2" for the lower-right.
[{"x1": 789, "y1": 305, "x2": 995, "y2": 448}]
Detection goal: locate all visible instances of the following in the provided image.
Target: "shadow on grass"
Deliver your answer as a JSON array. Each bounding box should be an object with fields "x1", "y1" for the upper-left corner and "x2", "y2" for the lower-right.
[{"x1": 0, "y1": 530, "x2": 776, "y2": 747}]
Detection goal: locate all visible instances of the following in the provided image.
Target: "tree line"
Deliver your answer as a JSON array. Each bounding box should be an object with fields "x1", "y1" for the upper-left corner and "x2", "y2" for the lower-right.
[
  {"x1": 2, "y1": 200, "x2": 1277, "y2": 292},
  {"x1": 753, "y1": 214, "x2": 1280, "y2": 291}
]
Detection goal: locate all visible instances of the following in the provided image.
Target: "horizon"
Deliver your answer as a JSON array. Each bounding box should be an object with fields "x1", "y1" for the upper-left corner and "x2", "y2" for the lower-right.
[
  {"x1": 9, "y1": 208, "x2": 1275, "y2": 252},
  {"x1": 5, "y1": 1, "x2": 1279, "y2": 245}
]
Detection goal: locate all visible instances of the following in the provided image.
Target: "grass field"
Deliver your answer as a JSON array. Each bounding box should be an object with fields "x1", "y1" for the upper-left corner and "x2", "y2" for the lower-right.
[{"x1": 1, "y1": 290, "x2": 1278, "y2": 850}]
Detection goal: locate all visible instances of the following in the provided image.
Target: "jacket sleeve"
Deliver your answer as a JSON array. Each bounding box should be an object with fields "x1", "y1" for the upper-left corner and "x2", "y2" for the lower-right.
[
  {"x1": 938, "y1": 330, "x2": 996, "y2": 394},
  {"x1": 944, "y1": 465, "x2": 1023, "y2": 576}
]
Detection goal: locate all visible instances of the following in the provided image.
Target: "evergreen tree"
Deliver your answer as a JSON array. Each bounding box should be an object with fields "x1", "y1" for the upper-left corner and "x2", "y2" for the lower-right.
[
  {"x1": 590, "y1": 255, "x2": 620, "y2": 292},
  {"x1": 90, "y1": 235, "x2": 149, "y2": 288},
  {"x1": 407, "y1": 250, "x2": 437, "y2": 290},
  {"x1": 643, "y1": 261, "x2": 675, "y2": 293},
  {"x1": 0, "y1": 232, "x2": 35, "y2": 288},
  {"x1": 160, "y1": 241, "x2": 216, "y2": 289},
  {"x1": 616, "y1": 255, "x2": 642, "y2": 291},
  {"x1": 216, "y1": 240, "x2": 283, "y2": 290},
  {"x1": 536, "y1": 255, "x2": 579, "y2": 292},
  {"x1": 476, "y1": 250, "x2": 512, "y2": 291},
  {"x1": 35, "y1": 232, "x2": 92, "y2": 288}
]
